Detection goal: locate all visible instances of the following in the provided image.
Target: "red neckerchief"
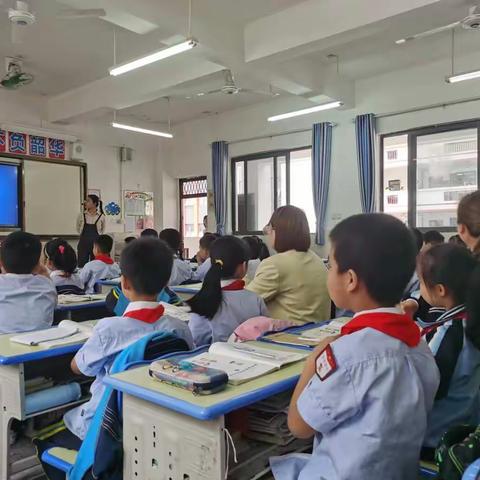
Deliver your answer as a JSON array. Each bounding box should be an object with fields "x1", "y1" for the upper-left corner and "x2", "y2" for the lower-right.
[
  {"x1": 341, "y1": 312, "x2": 421, "y2": 347},
  {"x1": 222, "y1": 280, "x2": 245, "y2": 291},
  {"x1": 421, "y1": 309, "x2": 467, "y2": 338},
  {"x1": 124, "y1": 304, "x2": 165, "y2": 324},
  {"x1": 95, "y1": 254, "x2": 114, "y2": 265}
]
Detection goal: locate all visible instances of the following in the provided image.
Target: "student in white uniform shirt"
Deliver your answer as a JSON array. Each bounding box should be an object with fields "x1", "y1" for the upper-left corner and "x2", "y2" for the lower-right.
[
  {"x1": 270, "y1": 214, "x2": 439, "y2": 480},
  {"x1": 191, "y1": 232, "x2": 218, "y2": 282},
  {"x1": 0, "y1": 231, "x2": 57, "y2": 333},
  {"x1": 35, "y1": 238, "x2": 193, "y2": 479},
  {"x1": 188, "y1": 236, "x2": 268, "y2": 346},
  {"x1": 80, "y1": 234, "x2": 120, "y2": 293},
  {"x1": 159, "y1": 228, "x2": 192, "y2": 285},
  {"x1": 44, "y1": 238, "x2": 84, "y2": 294},
  {"x1": 243, "y1": 235, "x2": 270, "y2": 282}
]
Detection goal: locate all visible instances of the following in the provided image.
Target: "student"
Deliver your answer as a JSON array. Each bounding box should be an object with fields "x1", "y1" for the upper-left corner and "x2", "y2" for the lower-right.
[
  {"x1": 159, "y1": 228, "x2": 192, "y2": 285},
  {"x1": 44, "y1": 239, "x2": 84, "y2": 294},
  {"x1": 422, "y1": 230, "x2": 445, "y2": 251},
  {"x1": 36, "y1": 238, "x2": 193, "y2": 478},
  {"x1": 449, "y1": 234, "x2": 466, "y2": 247},
  {"x1": 270, "y1": 214, "x2": 439, "y2": 480},
  {"x1": 243, "y1": 236, "x2": 270, "y2": 282},
  {"x1": 457, "y1": 190, "x2": 480, "y2": 258},
  {"x1": 187, "y1": 236, "x2": 268, "y2": 346},
  {"x1": 80, "y1": 234, "x2": 120, "y2": 293},
  {"x1": 191, "y1": 232, "x2": 218, "y2": 282},
  {"x1": 140, "y1": 228, "x2": 158, "y2": 238},
  {"x1": 0, "y1": 231, "x2": 57, "y2": 333},
  {"x1": 124, "y1": 236, "x2": 136, "y2": 244},
  {"x1": 418, "y1": 244, "x2": 480, "y2": 456}
]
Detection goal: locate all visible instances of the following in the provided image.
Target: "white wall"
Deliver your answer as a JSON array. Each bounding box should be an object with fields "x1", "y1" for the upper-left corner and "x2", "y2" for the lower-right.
[{"x1": 164, "y1": 49, "x2": 480, "y2": 254}]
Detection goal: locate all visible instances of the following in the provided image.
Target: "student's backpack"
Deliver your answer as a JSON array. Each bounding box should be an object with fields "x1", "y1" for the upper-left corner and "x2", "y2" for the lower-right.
[{"x1": 435, "y1": 424, "x2": 480, "y2": 480}]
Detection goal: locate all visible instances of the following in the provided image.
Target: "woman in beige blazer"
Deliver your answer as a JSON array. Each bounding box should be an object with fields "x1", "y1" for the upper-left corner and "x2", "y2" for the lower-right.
[{"x1": 247, "y1": 205, "x2": 331, "y2": 324}]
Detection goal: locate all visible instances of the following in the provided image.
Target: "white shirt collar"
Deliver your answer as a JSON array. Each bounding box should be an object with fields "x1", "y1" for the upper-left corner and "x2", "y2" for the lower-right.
[
  {"x1": 353, "y1": 307, "x2": 402, "y2": 318},
  {"x1": 124, "y1": 301, "x2": 160, "y2": 314}
]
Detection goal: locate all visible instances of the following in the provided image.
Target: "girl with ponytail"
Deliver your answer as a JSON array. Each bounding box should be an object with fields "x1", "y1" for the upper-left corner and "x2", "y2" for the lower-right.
[
  {"x1": 417, "y1": 243, "x2": 480, "y2": 454},
  {"x1": 187, "y1": 236, "x2": 269, "y2": 346},
  {"x1": 44, "y1": 238, "x2": 85, "y2": 294}
]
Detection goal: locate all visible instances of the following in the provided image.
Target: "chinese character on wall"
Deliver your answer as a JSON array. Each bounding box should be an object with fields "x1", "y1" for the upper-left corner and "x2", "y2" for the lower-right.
[
  {"x1": 29, "y1": 136, "x2": 47, "y2": 157},
  {"x1": 48, "y1": 138, "x2": 65, "y2": 159},
  {"x1": 0, "y1": 130, "x2": 5, "y2": 153},
  {"x1": 8, "y1": 132, "x2": 27, "y2": 154}
]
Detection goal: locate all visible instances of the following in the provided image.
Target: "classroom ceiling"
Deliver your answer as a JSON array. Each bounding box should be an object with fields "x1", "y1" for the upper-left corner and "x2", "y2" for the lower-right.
[{"x1": 0, "y1": 0, "x2": 479, "y2": 126}]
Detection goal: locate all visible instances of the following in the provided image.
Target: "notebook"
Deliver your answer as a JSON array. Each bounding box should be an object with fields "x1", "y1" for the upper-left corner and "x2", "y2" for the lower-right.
[
  {"x1": 57, "y1": 294, "x2": 106, "y2": 305},
  {"x1": 10, "y1": 320, "x2": 94, "y2": 348},
  {"x1": 187, "y1": 343, "x2": 308, "y2": 385},
  {"x1": 298, "y1": 317, "x2": 351, "y2": 341}
]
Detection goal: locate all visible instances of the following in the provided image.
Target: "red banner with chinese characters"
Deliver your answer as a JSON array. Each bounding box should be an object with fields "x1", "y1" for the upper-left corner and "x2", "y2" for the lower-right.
[{"x1": 0, "y1": 129, "x2": 66, "y2": 160}]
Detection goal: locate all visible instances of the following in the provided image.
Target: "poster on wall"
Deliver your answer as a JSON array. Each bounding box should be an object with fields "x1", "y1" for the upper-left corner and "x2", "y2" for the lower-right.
[{"x1": 123, "y1": 191, "x2": 154, "y2": 233}]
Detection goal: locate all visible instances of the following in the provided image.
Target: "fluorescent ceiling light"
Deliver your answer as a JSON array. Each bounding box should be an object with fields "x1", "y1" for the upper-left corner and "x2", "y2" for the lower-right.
[
  {"x1": 446, "y1": 69, "x2": 480, "y2": 84},
  {"x1": 111, "y1": 122, "x2": 173, "y2": 138},
  {"x1": 109, "y1": 39, "x2": 197, "y2": 76},
  {"x1": 267, "y1": 101, "x2": 343, "y2": 122}
]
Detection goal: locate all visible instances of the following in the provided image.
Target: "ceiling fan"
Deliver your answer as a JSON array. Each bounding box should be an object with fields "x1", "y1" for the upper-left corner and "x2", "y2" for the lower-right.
[
  {"x1": 185, "y1": 69, "x2": 280, "y2": 99},
  {"x1": 0, "y1": 56, "x2": 33, "y2": 89},
  {"x1": 3, "y1": 1, "x2": 106, "y2": 44},
  {"x1": 396, "y1": 5, "x2": 480, "y2": 44}
]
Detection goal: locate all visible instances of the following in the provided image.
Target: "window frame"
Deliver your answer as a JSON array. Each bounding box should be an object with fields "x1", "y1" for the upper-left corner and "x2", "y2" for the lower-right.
[
  {"x1": 231, "y1": 146, "x2": 311, "y2": 235},
  {"x1": 380, "y1": 119, "x2": 480, "y2": 232},
  {"x1": 179, "y1": 176, "x2": 208, "y2": 239}
]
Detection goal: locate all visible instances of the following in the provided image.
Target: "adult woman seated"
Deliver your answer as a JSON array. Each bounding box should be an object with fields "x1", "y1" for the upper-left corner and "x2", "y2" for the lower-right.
[{"x1": 247, "y1": 205, "x2": 330, "y2": 324}]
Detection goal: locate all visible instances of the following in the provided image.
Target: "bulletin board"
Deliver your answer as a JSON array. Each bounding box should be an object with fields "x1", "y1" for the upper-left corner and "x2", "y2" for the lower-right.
[{"x1": 123, "y1": 190, "x2": 154, "y2": 233}]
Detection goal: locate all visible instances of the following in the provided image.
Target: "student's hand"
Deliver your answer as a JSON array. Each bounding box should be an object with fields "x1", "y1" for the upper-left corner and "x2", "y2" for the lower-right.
[
  {"x1": 401, "y1": 299, "x2": 418, "y2": 318},
  {"x1": 32, "y1": 263, "x2": 49, "y2": 278}
]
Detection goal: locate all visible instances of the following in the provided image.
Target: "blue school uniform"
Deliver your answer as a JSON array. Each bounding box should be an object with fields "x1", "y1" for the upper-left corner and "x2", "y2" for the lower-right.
[
  {"x1": 64, "y1": 301, "x2": 193, "y2": 440},
  {"x1": 424, "y1": 305, "x2": 480, "y2": 448},
  {"x1": 270, "y1": 308, "x2": 440, "y2": 480},
  {"x1": 79, "y1": 257, "x2": 121, "y2": 294},
  {"x1": 0, "y1": 274, "x2": 57, "y2": 333},
  {"x1": 50, "y1": 270, "x2": 84, "y2": 293},
  {"x1": 192, "y1": 257, "x2": 211, "y2": 282},
  {"x1": 169, "y1": 257, "x2": 193, "y2": 286},
  {"x1": 188, "y1": 279, "x2": 269, "y2": 346}
]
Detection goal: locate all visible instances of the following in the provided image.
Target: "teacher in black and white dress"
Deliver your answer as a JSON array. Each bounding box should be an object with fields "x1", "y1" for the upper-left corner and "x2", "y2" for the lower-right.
[{"x1": 76, "y1": 194, "x2": 105, "y2": 267}]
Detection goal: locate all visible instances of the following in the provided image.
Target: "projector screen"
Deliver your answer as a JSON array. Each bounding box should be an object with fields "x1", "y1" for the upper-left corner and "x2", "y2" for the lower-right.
[{"x1": 0, "y1": 162, "x2": 21, "y2": 228}]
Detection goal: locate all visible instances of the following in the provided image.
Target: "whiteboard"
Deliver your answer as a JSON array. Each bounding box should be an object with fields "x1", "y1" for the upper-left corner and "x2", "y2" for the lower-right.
[{"x1": 24, "y1": 161, "x2": 84, "y2": 235}]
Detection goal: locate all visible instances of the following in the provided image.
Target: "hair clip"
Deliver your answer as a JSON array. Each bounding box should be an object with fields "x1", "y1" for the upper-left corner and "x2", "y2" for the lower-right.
[
  {"x1": 215, "y1": 259, "x2": 224, "y2": 268},
  {"x1": 58, "y1": 245, "x2": 65, "y2": 254}
]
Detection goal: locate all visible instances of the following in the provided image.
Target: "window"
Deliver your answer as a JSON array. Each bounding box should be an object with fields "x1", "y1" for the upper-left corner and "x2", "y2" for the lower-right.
[
  {"x1": 232, "y1": 147, "x2": 315, "y2": 234},
  {"x1": 179, "y1": 176, "x2": 208, "y2": 256},
  {"x1": 381, "y1": 121, "x2": 479, "y2": 230}
]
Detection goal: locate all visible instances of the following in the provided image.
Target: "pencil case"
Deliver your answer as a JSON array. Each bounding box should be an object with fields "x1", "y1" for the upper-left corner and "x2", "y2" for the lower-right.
[{"x1": 149, "y1": 359, "x2": 228, "y2": 395}]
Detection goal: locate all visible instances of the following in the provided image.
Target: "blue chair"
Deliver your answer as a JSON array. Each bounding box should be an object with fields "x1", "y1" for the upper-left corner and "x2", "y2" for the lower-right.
[{"x1": 464, "y1": 458, "x2": 480, "y2": 479}]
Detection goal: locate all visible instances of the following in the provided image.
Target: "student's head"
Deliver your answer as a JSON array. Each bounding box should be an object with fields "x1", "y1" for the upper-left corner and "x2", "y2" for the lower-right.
[
  {"x1": 93, "y1": 234, "x2": 114, "y2": 256},
  {"x1": 422, "y1": 230, "x2": 445, "y2": 251},
  {"x1": 85, "y1": 194, "x2": 103, "y2": 215},
  {"x1": 328, "y1": 214, "x2": 416, "y2": 312},
  {"x1": 187, "y1": 236, "x2": 250, "y2": 319},
  {"x1": 0, "y1": 231, "x2": 41, "y2": 274},
  {"x1": 120, "y1": 238, "x2": 173, "y2": 301},
  {"x1": 198, "y1": 233, "x2": 218, "y2": 262},
  {"x1": 159, "y1": 228, "x2": 182, "y2": 256},
  {"x1": 203, "y1": 215, "x2": 208, "y2": 230},
  {"x1": 140, "y1": 228, "x2": 158, "y2": 238},
  {"x1": 124, "y1": 236, "x2": 136, "y2": 244},
  {"x1": 44, "y1": 238, "x2": 77, "y2": 276},
  {"x1": 265, "y1": 205, "x2": 310, "y2": 253},
  {"x1": 449, "y1": 234, "x2": 466, "y2": 248},
  {"x1": 410, "y1": 228, "x2": 424, "y2": 254},
  {"x1": 243, "y1": 236, "x2": 270, "y2": 261},
  {"x1": 458, "y1": 190, "x2": 480, "y2": 255}
]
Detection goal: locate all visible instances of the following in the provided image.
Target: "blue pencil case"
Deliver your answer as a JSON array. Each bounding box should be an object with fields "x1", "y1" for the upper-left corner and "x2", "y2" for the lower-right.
[{"x1": 149, "y1": 359, "x2": 228, "y2": 395}]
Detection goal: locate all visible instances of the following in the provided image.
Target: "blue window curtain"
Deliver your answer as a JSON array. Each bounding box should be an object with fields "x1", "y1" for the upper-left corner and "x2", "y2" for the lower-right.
[
  {"x1": 211, "y1": 140, "x2": 228, "y2": 235},
  {"x1": 312, "y1": 122, "x2": 333, "y2": 245},
  {"x1": 355, "y1": 113, "x2": 376, "y2": 213}
]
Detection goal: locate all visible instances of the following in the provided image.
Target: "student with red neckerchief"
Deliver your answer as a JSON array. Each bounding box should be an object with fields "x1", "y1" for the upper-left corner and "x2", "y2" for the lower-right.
[
  {"x1": 187, "y1": 236, "x2": 268, "y2": 346},
  {"x1": 270, "y1": 214, "x2": 439, "y2": 480}
]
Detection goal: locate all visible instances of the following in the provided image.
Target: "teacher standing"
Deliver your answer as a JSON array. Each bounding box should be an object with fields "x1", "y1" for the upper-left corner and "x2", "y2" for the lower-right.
[{"x1": 76, "y1": 194, "x2": 105, "y2": 267}]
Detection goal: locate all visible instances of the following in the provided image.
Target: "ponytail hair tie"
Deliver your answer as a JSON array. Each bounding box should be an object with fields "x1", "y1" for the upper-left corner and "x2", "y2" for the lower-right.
[
  {"x1": 215, "y1": 259, "x2": 224, "y2": 268},
  {"x1": 58, "y1": 245, "x2": 65, "y2": 254}
]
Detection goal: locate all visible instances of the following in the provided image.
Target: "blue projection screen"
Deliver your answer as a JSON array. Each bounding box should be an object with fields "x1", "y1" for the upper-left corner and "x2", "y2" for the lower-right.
[{"x1": 0, "y1": 163, "x2": 21, "y2": 228}]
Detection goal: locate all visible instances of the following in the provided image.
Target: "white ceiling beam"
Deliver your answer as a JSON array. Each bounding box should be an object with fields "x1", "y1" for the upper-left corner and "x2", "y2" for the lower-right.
[
  {"x1": 245, "y1": 0, "x2": 443, "y2": 63},
  {"x1": 47, "y1": 54, "x2": 224, "y2": 123}
]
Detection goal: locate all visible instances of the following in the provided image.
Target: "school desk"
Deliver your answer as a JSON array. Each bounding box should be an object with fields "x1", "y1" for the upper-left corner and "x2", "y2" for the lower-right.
[
  {"x1": 55, "y1": 294, "x2": 108, "y2": 322},
  {"x1": 0, "y1": 324, "x2": 96, "y2": 478},
  {"x1": 103, "y1": 342, "x2": 305, "y2": 480},
  {"x1": 96, "y1": 278, "x2": 120, "y2": 294},
  {"x1": 171, "y1": 282, "x2": 203, "y2": 301}
]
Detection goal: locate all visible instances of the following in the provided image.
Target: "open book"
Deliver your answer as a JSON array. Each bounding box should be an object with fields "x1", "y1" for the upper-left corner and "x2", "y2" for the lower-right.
[
  {"x1": 187, "y1": 343, "x2": 308, "y2": 385},
  {"x1": 57, "y1": 294, "x2": 106, "y2": 305},
  {"x1": 10, "y1": 320, "x2": 94, "y2": 348},
  {"x1": 160, "y1": 302, "x2": 191, "y2": 323}
]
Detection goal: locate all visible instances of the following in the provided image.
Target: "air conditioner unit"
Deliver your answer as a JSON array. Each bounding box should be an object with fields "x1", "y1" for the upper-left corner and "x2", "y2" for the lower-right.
[{"x1": 119, "y1": 146, "x2": 133, "y2": 162}]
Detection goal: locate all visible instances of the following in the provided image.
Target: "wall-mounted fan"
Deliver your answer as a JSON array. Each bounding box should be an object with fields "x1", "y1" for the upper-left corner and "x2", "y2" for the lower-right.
[{"x1": 396, "y1": 5, "x2": 480, "y2": 44}]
